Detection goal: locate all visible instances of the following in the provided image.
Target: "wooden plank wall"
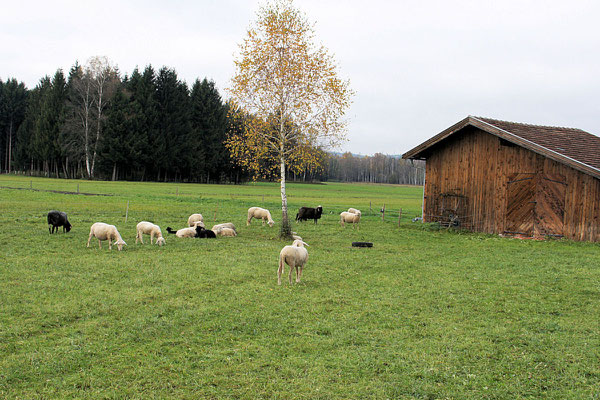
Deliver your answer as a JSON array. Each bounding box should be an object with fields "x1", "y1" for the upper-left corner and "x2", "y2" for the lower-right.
[{"x1": 422, "y1": 126, "x2": 600, "y2": 242}]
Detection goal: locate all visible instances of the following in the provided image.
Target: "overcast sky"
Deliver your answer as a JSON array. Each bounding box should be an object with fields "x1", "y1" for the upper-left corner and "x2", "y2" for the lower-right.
[{"x1": 2, "y1": 0, "x2": 599, "y2": 155}]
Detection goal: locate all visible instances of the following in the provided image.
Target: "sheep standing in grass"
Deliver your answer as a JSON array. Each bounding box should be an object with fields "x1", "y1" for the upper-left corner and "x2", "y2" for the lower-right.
[
  {"x1": 187, "y1": 214, "x2": 204, "y2": 227},
  {"x1": 87, "y1": 222, "x2": 127, "y2": 251},
  {"x1": 278, "y1": 240, "x2": 309, "y2": 285},
  {"x1": 47, "y1": 210, "x2": 72, "y2": 234},
  {"x1": 136, "y1": 221, "x2": 166, "y2": 246},
  {"x1": 247, "y1": 207, "x2": 275, "y2": 227},
  {"x1": 166, "y1": 226, "x2": 197, "y2": 238},
  {"x1": 340, "y1": 211, "x2": 361, "y2": 230}
]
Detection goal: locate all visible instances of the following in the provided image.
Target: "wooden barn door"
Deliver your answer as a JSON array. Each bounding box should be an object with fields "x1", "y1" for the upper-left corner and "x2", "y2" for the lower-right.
[
  {"x1": 505, "y1": 173, "x2": 535, "y2": 235},
  {"x1": 505, "y1": 173, "x2": 566, "y2": 237},
  {"x1": 535, "y1": 174, "x2": 566, "y2": 237}
]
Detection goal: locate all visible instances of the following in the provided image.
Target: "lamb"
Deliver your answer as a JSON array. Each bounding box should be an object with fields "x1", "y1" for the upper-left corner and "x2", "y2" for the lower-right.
[
  {"x1": 195, "y1": 226, "x2": 217, "y2": 238},
  {"x1": 47, "y1": 210, "x2": 72, "y2": 234},
  {"x1": 278, "y1": 239, "x2": 309, "y2": 285},
  {"x1": 217, "y1": 227, "x2": 237, "y2": 237},
  {"x1": 247, "y1": 207, "x2": 275, "y2": 227},
  {"x1": 87, "y1": 222, "x2": 127, "y2": 251},
  {"x1": 166, "y1": 226, "x2": 197, "y2": 238},
  {"x1": 135, "y1": 221, "x2": 166, "y2": 246},
  {"x1": 347, "y1": 208, "x2": 362, "y2": 216},
  {"x1": 211, "y1": 222, "x2": 237, "y2": 234},
  {"x1": 187, "y1": 213, "x2": 204, "y2": 227},
  {"x1": 340, "y1": 211, "x2": 361, "y2": 230}
]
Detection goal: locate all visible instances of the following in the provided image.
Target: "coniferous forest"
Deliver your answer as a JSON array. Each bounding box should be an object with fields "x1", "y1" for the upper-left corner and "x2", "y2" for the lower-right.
[{"x1": 0, "y1": 60, "x2": 424, "y2": 185}]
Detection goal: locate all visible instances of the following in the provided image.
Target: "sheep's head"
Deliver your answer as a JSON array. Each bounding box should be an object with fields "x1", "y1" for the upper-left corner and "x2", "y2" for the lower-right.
[
  {"x1": 292, "y1": 239, "x2": 308, "y2": 247},
  {"x1": 156, "y1": 237, "x2": 166, "y2": 246},
  {"x1": 65, "y1": 222, "x2": 72, "y2": 232},
  {"x1": 194, "y1": 221, "x2": 205, "y2": 228},
  {"x1": 268, "y1": 220, "x2": 275, "y2": 227},
  {"x1": 116, "y1": 239, "x2": 127, "y2": 251}
]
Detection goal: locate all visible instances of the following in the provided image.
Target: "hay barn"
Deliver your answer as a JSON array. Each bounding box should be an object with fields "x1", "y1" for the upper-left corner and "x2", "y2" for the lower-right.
[{"x1": 403, "y1": 116, "x2": 600, "y2": 242}]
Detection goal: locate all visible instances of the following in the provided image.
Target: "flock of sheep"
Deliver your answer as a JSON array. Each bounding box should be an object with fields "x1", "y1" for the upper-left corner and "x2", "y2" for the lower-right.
[{"x1": 46, "y1": 205, "x2": 363, "y2": 285}]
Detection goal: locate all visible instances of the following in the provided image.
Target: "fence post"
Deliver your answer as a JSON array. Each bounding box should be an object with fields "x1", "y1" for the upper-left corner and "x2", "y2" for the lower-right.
[
  {"x1": 176, "y1": 187, "x2": 179, "y2": 196},
  {"x1": 398, "y1": 208, "x2": 402, "y2": 227},
  {"x1": 77, "y1": 183, "x2": 80, "y2": 194},
  {"x1": 370, "y1": 201, "x2": 372, "y2": 213},
  {"x1": 382, "y1": 204, "x2": 385, "y2": 222},
  {"x1": 30, "y1": 180, "x2": 32, "y2": 189},
  {"x1": 125, "y1": 201, "x2": 129, "y2": 223}
]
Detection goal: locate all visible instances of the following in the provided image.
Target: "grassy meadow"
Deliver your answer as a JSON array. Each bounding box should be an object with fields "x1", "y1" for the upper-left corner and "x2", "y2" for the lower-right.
[{"x1": 1, "y1": 175, "x2": 599, "y2": 399}]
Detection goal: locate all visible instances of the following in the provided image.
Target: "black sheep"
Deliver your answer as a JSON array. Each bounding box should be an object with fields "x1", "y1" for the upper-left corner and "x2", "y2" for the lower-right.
[
  {"x1": 295, "y1": 206, "x2": 323, "y2": 224},
  {"x1": 47, "y1": 210, "x2": 72, "y2": 234},
  {"x1": 195, "y1": 225, "x2": 216, "y2": 238}
]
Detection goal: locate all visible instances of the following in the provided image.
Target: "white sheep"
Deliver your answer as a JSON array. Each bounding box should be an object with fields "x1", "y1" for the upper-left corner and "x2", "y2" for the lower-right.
[
  {"x1": 247, "y1": 207, "x2": 275, "y2": 227},
  {"x1": 218, "y1": 227, "x2": 237, "y2": 237},
  {"x1": 211, "y1": 222, "x2": 237, "y2": 234},
  {"x1": 340, "y1": 211, "x2": 361, "y2": 230},
  {"x1": 347, "y1": 208, "x2": 362, "y2": 216},
  {"x1": 278, "y1": 239, "x2": 309, "y2": 285},
  {"x1": 187, "y1": 213, "x2": 204, "y2": 227},
  {"x1": 167, "y1": 226, "x2": 198, "y2": 238},
  {"x1": 135, "y1": 221, "x2": 166, "y2": 246},
  {"x1": 87, "y1": 222, "x2": 127, "y2": 251}
]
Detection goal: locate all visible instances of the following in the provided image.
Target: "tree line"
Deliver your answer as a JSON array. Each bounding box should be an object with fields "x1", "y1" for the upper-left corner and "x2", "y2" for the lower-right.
[{"x1": 0, "y1": 59, "x2": 424, "y2": 185}]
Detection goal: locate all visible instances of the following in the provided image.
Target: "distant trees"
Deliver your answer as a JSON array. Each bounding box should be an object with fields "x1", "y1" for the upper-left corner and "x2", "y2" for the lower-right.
[{"x1": 1, "y1": 58, "x2": 423, "y2": 186}]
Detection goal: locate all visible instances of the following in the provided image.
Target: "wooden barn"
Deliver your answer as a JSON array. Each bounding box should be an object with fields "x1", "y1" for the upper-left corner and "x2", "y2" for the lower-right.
[{"x1": 402, "y1": 116, "x2": 600, "y2": 242}]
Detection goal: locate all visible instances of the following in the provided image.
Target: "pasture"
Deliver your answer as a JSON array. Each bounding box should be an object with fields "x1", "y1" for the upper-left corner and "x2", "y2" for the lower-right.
[{"x1": 1, "y1": 175, "x2": 599, "y2": 399}]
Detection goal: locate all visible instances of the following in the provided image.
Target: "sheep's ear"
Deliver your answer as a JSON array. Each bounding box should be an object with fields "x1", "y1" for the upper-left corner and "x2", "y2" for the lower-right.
[{"x1": 302, "y1": 241, "x2": 309, "y2": 247}]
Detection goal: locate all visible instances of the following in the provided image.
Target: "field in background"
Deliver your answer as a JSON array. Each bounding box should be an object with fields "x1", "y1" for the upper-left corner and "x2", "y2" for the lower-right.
[{"x1": 1, "y1": 175, "x2": 599, "y2": 399}]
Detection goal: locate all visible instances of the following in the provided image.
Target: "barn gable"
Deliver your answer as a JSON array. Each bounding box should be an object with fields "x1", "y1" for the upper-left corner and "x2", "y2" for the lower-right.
[{"x1": 402, "y1": 116, "x2": 600, "y2": 242}]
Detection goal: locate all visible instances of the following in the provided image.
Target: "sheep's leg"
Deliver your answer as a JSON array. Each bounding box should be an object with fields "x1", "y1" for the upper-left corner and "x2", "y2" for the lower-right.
[
  {"x1": 150, "y1": 233, "x2": 154, "y2": 244},
  {"x1": 295, "y1": 266, "x2": 301, "y2": 283},
  {"x1": 262, "y1": 218, "x2": 265, "y2": 226},
  {"x1": 247, "y1": 216, "x2": 251, "y2": 226},
  {"x1": 297, "y1": 266, "x2": 303, "y2": 283},
  {"x1": 98, "y1": 239, "x2": 102, "y2": 249},
  {"x1": 277, "y1": 258, "x2": 284, "y2": 285},
  {"x1": 87, "y1": 234, "x2": 92, "y2": 247},
  {"x1": 49, "y1": 225, "x2": 52, "y2": 234},
  {"x1": 288, "y1": 262, "x2": 294, "y2": 284},
  {"x1": 108, "y1": 238, "x2": 112, "y2": 250},
  {"x1": 136, "y1": 231, "x2": 141, "y2": 244}
]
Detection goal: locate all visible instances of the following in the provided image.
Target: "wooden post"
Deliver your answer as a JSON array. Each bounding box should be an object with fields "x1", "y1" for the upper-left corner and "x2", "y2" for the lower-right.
[
  {"x1": 30, "y1": 180, "x2": 32, "y2": 189},
  {"x1": 382, "y1": 204, "x2": 385, "y2": 222},
  {"x1": 77, "y1": 183, "x2": 79, "y2": 194},
  {"x1": 398, "y1": 208, "x2": 402, "y2": 227},
  {"x1": 370, "y1": 201, "x2": 372, "y2": 213},
  {"x1": 125, "y1": 201, "x2": 129, "y2": 223},
  {"x1": 176, "y1": 187, "x2": 179, "y2": 196},
  {"x1": 262, "y1": 194, "x2": 265, "y2": 203}
]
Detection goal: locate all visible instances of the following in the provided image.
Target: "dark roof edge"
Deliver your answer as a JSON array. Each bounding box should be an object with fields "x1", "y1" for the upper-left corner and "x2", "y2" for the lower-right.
[{"x1": 402, "y1": 116, "x2": 600, "y2": 180}]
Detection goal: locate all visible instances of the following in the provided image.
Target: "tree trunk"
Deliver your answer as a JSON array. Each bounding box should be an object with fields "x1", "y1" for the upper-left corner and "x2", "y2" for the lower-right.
[
  {"x1": 279, "y1": 154, "x2": 291, "y2": 238},
  {"x1": 112, "y1": 163, "x2": 117, "y2": 181}
]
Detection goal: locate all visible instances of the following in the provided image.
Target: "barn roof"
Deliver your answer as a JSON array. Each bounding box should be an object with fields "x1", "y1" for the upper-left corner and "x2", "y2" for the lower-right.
[{"x1": 402, "y1": 116, "x2": 600, "y2": 180}]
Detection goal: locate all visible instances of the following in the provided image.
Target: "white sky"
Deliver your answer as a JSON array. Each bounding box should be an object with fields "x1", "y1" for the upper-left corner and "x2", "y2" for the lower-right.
[{"x1": 2, "y1": 0, "x2": 600, "y2": 155}]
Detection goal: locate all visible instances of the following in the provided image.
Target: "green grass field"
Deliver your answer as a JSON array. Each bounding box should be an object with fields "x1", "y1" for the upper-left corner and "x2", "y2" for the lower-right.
[{"x1": 1, "y1": 175, "x2": 599, "y2": 399}]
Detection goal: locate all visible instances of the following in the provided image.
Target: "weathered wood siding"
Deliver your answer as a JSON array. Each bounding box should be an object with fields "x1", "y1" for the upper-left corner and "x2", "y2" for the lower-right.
[{"x1": 422, "y1": 126, "x2": 600, "y2": 241}]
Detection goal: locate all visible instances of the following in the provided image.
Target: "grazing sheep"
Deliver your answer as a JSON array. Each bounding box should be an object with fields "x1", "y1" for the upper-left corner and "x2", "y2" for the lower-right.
[
  {"x1": 296, "y1": 206, "x2": 323, "y2": 224},
  {"x1": 187, "y1": 213, "x2": 204, "y2": 227},
  {"x1": 166, "y1": 226, "x2": 197, "y2": 238},
  {"x1": 340, "y1": 211, "x2": 361, "y2": 230},
  {"x1": 87, "y1": 222, "x2": 127, "y2": 251},
  {"x1": 347, "y1": 208, "x2": 362, "y2": 216},
  {"x1": 278, "y1": 239, "x2": 309, "y2": 285},
  {"x1": 195, "y1": 226, "x2": 217, "y2": 238},
  {"x1": 247, "y1": 207, "x2": 275, "y2": 227},
  {"x1": 211, "y1": 222, "x2": 237, "y2": 234},
  {"x1": 135, "y1": 221, "x2": 166, "y2": 246},
  {"x1": 218, "y1": 227, "x2": 237, "y2": 237},
  {"x1": 47, "y1": 210, "x2": 72, "y2": 234}
]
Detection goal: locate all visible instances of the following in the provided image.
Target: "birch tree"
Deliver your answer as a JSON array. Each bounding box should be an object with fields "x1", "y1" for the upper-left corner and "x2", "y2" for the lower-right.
[{"x1": 227, "y1": 0, "x2": 353, "y2": 236}]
